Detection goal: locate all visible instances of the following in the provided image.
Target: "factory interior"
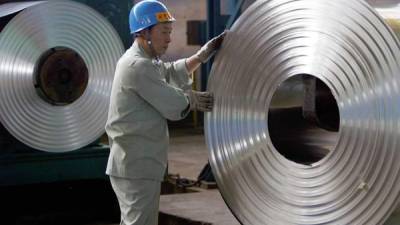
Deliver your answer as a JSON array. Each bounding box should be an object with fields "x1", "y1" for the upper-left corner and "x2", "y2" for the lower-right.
[{"x1": 1, "y1": 0, "x2": 400, "y2": 225}]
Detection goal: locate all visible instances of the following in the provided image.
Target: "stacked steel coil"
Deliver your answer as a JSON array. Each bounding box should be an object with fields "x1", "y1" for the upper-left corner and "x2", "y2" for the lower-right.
[
  {"x1": 0, "y1": 1, "x2": 124, "y2": 152},
  {"x1": 206, "y1": 0, "x2": 400, "y2": 224}
]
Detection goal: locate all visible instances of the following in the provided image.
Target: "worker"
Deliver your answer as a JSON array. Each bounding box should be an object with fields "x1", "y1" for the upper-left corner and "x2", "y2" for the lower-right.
[{"x1": 105, "y1": 0, "x2": 226, "y2": 225}]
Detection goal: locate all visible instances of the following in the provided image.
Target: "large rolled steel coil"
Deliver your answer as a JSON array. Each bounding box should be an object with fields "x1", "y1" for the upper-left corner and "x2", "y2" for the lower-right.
[
  {"x1": 206, "y1": 0, "x2": 400, "y2": 224},
  {"x1": 0, "y1": 1, "x2": 124, "y2": 152}
]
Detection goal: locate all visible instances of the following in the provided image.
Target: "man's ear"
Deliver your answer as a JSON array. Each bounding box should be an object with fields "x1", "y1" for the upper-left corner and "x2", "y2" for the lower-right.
[{"x1": 140, "y1": 29, "x2": 151, "y2": 41}]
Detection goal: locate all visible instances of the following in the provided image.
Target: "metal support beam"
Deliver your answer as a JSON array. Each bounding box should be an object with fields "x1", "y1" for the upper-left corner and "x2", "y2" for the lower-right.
[
  {"x1": 202, "y1": 0, "x2": 222, "y2": 91},
  {"x1": 202, "y1": 0, "x2": 243, "y2": 91},
  {"x1": 226, "y1": 0, "x2": 244, "y2": 29}
]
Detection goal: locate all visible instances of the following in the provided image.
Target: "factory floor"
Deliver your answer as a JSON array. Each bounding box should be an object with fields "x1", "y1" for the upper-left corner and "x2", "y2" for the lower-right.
[
  {"x1": 3, "y1": 128, "x2": 399, "y2": 225},
  {"x1": 160, "y1": 128, "x2": 240, "y2": 225}
]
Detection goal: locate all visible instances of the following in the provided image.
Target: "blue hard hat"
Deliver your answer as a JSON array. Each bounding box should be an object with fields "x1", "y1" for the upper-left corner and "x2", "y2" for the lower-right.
[{"x1": 129, "y1": 0, "x2": 175, "y2": 34}]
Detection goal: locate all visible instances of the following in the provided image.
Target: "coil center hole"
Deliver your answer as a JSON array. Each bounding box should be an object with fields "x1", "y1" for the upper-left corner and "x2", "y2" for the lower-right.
[
  {"x1": 34, "y1": 47, "x2": 89, "y2": 106},
  {"x1": 268, "y1": 74, "x2": 340, "y2": 165}
]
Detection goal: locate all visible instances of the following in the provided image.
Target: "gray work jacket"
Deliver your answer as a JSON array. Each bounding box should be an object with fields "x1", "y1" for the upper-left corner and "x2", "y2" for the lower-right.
[{"x1": 105, "y1": 41, "x2": 191, "y2": 181}]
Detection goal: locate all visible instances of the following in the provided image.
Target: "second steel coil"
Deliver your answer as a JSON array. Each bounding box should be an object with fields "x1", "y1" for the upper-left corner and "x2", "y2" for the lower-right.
[
  {"x1": 206, "y1": 0, "x2": 400, "y2": 224},
  {"x1": 0, "y1": 1, "x2": 124, "y2": 152}
]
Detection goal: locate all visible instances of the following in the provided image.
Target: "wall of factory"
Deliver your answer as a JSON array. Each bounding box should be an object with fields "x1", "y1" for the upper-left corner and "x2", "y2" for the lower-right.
[
  {"x1": 131, "y1": 0, "x2": 259, "y2": 61},
  {"x1": 133, "y1": 0, "x2": 207, "y2": 61}
]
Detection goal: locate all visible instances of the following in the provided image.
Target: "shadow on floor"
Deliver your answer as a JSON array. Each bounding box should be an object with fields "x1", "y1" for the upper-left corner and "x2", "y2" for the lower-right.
[{"x1": 0, "y1": 180, "x2": 120, "y2": 225}]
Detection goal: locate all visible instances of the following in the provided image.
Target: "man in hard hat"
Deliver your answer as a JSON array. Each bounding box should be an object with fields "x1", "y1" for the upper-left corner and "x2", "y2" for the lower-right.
[{"x1": 105, "y1": 0, "x2": 226, "y2": 224}]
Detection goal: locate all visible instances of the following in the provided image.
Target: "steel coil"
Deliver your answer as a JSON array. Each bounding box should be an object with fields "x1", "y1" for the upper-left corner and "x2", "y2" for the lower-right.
[
  {"x1": 205, "y1": 0, "x2": 400, "y2": 224},
  {"x1": 0, "y1": 1, "x2": 124, "y2": 152}
]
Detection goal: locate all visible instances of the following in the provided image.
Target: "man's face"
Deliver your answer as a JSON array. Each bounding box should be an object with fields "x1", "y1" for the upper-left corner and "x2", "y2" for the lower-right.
[{"x1": 150, "y1": 22, "x2": 172, "y2": 56}]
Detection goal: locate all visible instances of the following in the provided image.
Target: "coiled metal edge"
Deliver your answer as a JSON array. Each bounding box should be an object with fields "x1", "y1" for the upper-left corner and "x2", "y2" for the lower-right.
[
  {"x1": 0, "y1": 1, "x2": 124, "y2": 152},
  {"x1": 206, "y1": 0, "x2": 400, "y2": 224}
]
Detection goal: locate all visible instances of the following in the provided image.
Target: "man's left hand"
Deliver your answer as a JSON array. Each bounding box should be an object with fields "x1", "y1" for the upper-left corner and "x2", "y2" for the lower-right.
[{"x1": 196, "y1": 30, "x2": 227, "y2": 63}]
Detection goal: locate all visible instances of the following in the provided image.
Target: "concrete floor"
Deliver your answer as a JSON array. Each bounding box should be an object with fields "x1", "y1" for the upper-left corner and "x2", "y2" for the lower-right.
[
  {"x1": 161, "y1": 129, "x2": 240, "y2": 225},
  {"x1": 160, "y1": 190, "x2": 240, "y2": 225},
  {"x1": 168, "y1": 129, "x2": 210, "y2": 181}
]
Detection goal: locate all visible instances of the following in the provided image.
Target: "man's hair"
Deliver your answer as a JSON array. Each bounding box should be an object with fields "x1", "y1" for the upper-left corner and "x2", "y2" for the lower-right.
[{"x1": 134, "y1": 25, "x2": 155, "y2": 38}]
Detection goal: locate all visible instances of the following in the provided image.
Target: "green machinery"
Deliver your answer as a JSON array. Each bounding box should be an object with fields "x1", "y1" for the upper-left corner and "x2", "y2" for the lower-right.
[{"x1": 0, "y1": 0, "x2": 132, "y2": 186}]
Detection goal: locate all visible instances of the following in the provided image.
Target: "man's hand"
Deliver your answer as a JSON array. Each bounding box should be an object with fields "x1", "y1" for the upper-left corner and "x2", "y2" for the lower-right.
[
  {"x1": 195, "y1": 31, "x2": 227, "y2": 63},
  {"x1": 187, "y1": 90, "x2": 214, "y2": 112}
]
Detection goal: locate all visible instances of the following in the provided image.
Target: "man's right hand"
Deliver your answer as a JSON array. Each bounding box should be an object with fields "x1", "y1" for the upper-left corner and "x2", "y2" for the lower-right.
[{"x1": 187, "y1": 90, "x2": 214, "y2": 112}]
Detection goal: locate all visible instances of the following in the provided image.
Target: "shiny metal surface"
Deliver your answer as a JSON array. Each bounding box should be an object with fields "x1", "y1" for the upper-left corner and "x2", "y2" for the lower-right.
[
  {"x1": 205, "y1": 0, "x2": 400, "y2": 224},
  {"x1": 0, "y1": 1, "x2": 42, "y2": 18},
  {"x1": 0, "y1": 1, "x2": 124, "y2": 152},
  {"x1": 369, "y1": 1, "x2": 400, "y2": 40}
]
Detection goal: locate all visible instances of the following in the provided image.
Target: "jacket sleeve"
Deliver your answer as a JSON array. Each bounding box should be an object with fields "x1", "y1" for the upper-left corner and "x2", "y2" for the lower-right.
[
  {"x1": 163, "y1": 59, "x2": 193, "y2": 91},
  {"x1": 127, "y1": 59, "x2": 190, "y2": 121}
]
